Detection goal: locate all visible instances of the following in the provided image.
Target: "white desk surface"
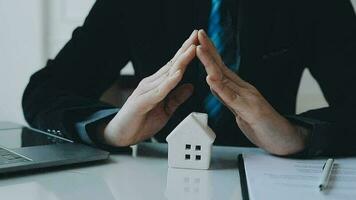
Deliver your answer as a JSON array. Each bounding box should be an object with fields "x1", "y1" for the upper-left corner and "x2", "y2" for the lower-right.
[{"x1": 0, "y1": 143, "x2": 262, "y2": 200}]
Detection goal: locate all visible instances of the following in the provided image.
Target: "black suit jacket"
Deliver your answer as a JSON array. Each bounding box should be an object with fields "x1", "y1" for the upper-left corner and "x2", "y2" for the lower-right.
[{"x1": 23, "y1": 0, "x2": 356, "y2": 156}]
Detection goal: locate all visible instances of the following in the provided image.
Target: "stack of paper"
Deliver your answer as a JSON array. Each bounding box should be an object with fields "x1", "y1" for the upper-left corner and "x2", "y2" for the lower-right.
[{"x1": 241, "y1": 154, "x2": 356, "y2": 200}]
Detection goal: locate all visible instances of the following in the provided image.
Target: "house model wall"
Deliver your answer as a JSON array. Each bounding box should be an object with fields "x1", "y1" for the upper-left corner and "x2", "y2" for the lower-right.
[{"x1": 166, "y1": 113, "x2": 216, "y2": 170}]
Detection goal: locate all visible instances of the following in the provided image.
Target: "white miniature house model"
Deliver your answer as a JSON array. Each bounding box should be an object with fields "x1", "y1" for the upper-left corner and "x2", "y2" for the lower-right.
[{"x1": 166, "y1": 113, "x2": 216, "y2": 170}]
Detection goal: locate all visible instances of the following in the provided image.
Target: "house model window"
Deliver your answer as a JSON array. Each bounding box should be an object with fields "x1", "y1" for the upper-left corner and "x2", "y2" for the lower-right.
[
  {"x1": 166, "y1": 113, "x2": 216, "y2": 170},
  {"x1": 185, "y1": 154, "x2": 191, "y2": 160},
  {"x1": 195, "y1": 155, "x2": 201, "y2": 160}
]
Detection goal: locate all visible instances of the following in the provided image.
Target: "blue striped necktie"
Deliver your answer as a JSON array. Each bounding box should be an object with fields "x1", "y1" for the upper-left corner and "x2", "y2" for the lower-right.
[{"x1": 204, "y1": 0, "x2": 241, "y2": 122}]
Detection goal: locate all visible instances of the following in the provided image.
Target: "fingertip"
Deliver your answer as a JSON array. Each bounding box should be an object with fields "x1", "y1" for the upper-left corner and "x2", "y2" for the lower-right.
[
  {"x1": 189, "y1": 30, "x2": 199, "y2": 45},
  {"x1": 198, "y1": 30, "x2": 204, "y2": 41},
  {"x1": 192, "y1": 34, "x2": 199, "y2": 45},
  {"x1": 198, "y1": 29, "x2": 206, "y2": 37},
  {"x1": 198, "y1": 29, "x2": 209, "y2": 42},
  {"x1": 189, "y1": 29, "x2": 198, "y2": 38}
]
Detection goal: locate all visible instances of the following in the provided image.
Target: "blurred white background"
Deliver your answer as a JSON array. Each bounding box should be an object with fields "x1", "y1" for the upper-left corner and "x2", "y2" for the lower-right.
[
  {"x1": 0, "y1": 0, "x2": 96, "y2": 124},
  {"x1": 0, "y1": 0, "x2": 355, "y2": 125}
]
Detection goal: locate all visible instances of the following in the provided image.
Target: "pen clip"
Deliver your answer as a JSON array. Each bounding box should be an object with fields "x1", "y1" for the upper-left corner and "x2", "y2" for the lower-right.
[{"x1": 322, "y1": 158, "x2": 334, "y2": 170}]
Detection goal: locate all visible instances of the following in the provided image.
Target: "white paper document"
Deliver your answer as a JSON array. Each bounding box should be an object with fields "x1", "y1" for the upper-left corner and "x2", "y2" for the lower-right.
[{"x1": 242, "y1": 154, "x2": 356, "y2": 200}]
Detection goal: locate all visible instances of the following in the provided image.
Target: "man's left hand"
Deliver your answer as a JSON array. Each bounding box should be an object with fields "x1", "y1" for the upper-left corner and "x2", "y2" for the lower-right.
[{"x1": 196, "y1": 30, "x2": 309, "y2": 156}]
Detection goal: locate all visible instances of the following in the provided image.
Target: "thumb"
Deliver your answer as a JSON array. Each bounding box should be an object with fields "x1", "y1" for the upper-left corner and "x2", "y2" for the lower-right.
[{"x1": 165, "y1": 84, "x2": 194, "y2": 116}]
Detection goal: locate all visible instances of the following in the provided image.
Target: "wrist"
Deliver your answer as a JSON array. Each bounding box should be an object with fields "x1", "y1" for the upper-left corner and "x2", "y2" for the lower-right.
[
  {"x1": 274, "y1": 121, "x2": 310, "y2": 156},
  {"x1": 102, "y1": 119, "x2": 126, "y2": 147},
  {"x1": 103, "y1": 115, "x2": 139, "y2": 147},
  {"x1": 259, "y1": 115, "x2": 310, "y2": 156}
]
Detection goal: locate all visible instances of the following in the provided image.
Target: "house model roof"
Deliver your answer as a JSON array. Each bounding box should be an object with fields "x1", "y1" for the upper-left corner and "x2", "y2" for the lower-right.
[{"x1": 166, "y1": 112, "x2": 216, "y2": 143}]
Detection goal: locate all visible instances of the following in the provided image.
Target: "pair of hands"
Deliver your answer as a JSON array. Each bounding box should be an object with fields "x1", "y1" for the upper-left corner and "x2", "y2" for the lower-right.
[{"x1": 102, "y1": 30, "x2": 309, "y2": 156}]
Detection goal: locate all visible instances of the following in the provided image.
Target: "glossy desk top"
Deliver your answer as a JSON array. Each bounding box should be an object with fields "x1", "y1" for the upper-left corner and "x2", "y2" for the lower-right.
[{"x1": 0, "y1": 143, "x2": 262, "y2": 200}]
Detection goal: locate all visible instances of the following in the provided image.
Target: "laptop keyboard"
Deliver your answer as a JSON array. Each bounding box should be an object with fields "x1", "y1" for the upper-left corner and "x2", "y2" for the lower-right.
[{"x1": 0, "y1": 147, "x2": 29, "y2": 165}]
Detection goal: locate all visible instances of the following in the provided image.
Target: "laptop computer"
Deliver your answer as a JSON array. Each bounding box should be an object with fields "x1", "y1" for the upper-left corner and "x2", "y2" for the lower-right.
[{"x1": 0, "y1": 121, "x2": 109, "y2": 174}]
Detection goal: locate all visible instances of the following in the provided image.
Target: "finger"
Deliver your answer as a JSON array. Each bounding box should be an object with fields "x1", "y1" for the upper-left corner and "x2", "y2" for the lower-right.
[
  {"x1": 140, "y1": 48, "x2": 196, "y2": 94},
  {"x1": 198, "y1": 29, "x2": 249, "y2": 87},
  {"x1": 197, "y1": 45, "x2": 223, "y2": 81},
  {"x1": 211, "y1": 88, "x2": 239, "y2": 117},
  {"x1": 140, "y1": 45, "x2": 196, "y2": 105},
  {"x1": 165, "y1": 84, "x2": 194, "y2": 116},
  {"x1": 141, "y1": 69, "x2": 183, "y2": 105},
  {"x1": 143, "y1": 62, "x2": 172, "y2": 83},
  {"x1": 206, "y1": 75, "x2": 240, "y2": 107},
  {"x1": 198, "y1": 29, "x2": 224, "y2": 66},
  {"x1": 147, "y1": 43, "x2": 196, "y2": 84},
  {"x1": 170, "y1": 44, "x2": 196, "y2": 75},
  {"x1": 171, "y1": 30, "x2": 199, "y2": 63},
  {"x1": 221, "y1": 66, "x2": 251, "y2": 89},
  {"x1": 222, "y1": 76, "x2": 241, "y2": 95},
  {"x1": 197, "y1": 29, "x2": 252, "y2": 89},
  {"x1": 137, "y1": 72, "x2": 169, "y2": 95},
  {"x1": 144, "y1": 30, "x2": 198, "y2": 83},
  {"x1": 156, "y1": 70, "x2": 183, "y2": 102}
]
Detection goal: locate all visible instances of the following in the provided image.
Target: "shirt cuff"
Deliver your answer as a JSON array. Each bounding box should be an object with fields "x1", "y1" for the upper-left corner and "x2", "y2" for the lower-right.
[
  {"x1": 285, "y1": 115, "x2": 329, "y2": 157},
  {"x1": 75, "y1": 108, "x2": 119, "y2": 144}
]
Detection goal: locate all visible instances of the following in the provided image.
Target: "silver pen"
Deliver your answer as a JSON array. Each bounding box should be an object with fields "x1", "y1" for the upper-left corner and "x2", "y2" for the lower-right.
[{"x1": 318, "y1": 158, "x2": 334, "y2": 191}]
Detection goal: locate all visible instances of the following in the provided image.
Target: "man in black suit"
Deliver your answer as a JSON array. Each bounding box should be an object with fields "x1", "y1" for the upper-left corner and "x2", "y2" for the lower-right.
[{"x1": 23, "y1": 0, "x2": 356, "y2": 156}]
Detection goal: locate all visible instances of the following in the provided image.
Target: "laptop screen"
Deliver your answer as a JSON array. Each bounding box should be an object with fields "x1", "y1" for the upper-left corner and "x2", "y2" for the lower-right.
[{"x1": 0, "y1": 124, "x2": 71, "y2": 149}]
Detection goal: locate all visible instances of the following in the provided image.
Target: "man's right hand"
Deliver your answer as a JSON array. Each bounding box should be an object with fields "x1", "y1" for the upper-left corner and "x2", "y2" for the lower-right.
[{"x1": 102, "y1": 30, "x2": 198, "y2": 147}]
